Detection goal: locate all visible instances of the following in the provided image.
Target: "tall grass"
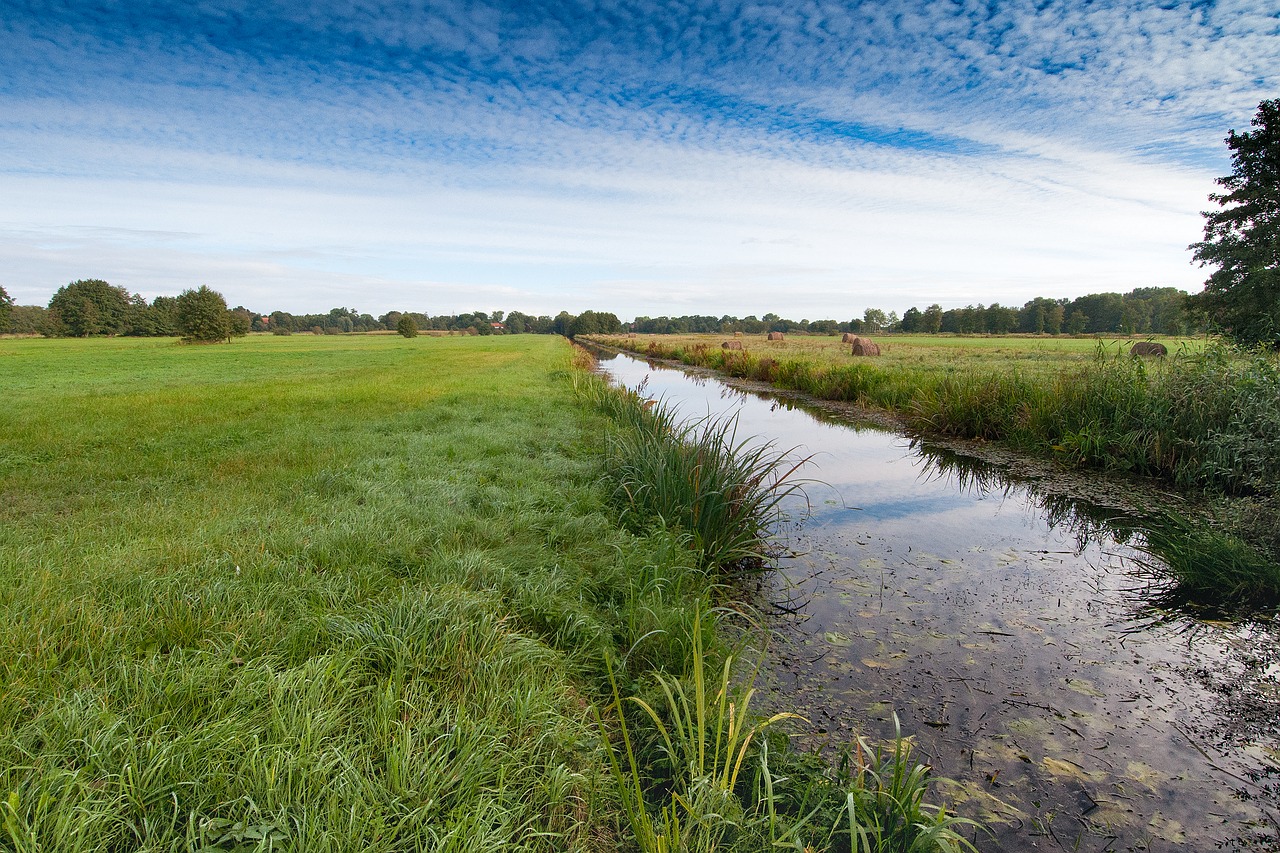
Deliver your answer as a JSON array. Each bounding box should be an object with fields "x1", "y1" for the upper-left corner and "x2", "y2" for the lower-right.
[
  {"x1": 577, "y1": 376, "x2": 808, "y2": 572},
  {"x1": 598, "y1": 612, "x2": 979, "y2": 853},
  {"x1": 599, "y1": 610, "x2": 800, "y2": 853}
]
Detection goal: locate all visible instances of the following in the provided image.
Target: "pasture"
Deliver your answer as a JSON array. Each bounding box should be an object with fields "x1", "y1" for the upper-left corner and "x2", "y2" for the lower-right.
[
  {"x1": 602, "y1": 332, "x2": 1204, "y2": 378},
  {"x1": 0, "y1": 334, "x2": 701, "y2": 851}
]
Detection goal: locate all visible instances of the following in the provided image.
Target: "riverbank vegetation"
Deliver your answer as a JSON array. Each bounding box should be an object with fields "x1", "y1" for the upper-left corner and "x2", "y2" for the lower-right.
[
  {"x1": 589, "y1": 333, "x2": 1280, "y2": 611},
  {"x1": 0, "y1": 334, "x2": 976, "y2": 851}
]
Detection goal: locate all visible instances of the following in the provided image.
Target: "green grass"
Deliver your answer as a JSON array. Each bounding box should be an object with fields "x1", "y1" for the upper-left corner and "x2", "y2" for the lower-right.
[
  {"x1": 0, "y1": 334, "x2": 720, "y2": 851},
  {"x1": 599, "y1": 332, "x2": 1203, "y2": 381},
  {"x1": 0, "y1": 334, "x2": 983, "y2": 852},
  {"x1": 576, "y1": 376, "x2": 809, "y2": 573}
]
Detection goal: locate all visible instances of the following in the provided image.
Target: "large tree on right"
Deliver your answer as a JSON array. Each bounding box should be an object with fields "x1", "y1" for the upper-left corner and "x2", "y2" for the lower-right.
[{"x1": 1189, "y1": 99, "x2": 1280, "y2": 347}]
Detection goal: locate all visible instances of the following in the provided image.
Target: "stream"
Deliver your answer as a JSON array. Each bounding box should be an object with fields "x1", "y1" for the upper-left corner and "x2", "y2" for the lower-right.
[{"x1": 594, "y1": 347, "x2": 1280, "y2": 852}]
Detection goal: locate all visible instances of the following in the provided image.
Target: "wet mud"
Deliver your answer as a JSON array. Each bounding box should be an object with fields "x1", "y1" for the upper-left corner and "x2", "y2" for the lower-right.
[{"x1": 594, "y1": 347, "x2": 1280, "y2": 852}]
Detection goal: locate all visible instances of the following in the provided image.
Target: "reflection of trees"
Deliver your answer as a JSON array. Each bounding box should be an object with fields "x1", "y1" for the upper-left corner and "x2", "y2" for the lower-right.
[
  {"x1": 911, "y1": 441, "x2": 1149, "y2": 548},
  {"x1": 910, "y1": 440, "x2": 1279, "y2": 619}
]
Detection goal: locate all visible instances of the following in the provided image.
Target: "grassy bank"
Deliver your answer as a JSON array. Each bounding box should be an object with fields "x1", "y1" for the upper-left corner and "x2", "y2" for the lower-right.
[
  {"x1": 591, "y1": 333, "x2": 1280, "y2": 610},
  {"x1": 0, "y1": 334, "x2": 707, "y2": 850},
  {"x1": 0, "y1": 334, "x2": 978, "y2": 851}
]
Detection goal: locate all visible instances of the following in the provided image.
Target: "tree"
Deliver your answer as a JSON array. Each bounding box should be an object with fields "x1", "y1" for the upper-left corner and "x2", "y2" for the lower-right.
[
  {"x1": 227, "y1": 307, "x2": 252, "y2": 339},
  {"x1": 1066, "y1": 310, "x2": 1089, "y2": 335},
  {"x1": 1189, "y1": 99, "x2": 1280, "y2": 347},
  {"x1": 396, "y1": 314, "x2": 418, "y2": 338},
  {"x1": 176, "y1": 286, "x2": 232, "y2": 343},
  {"x1": 922, "y1": 304, "x2": 943, "y2": 334},
  {"x1": 899, "y1": 306, "x2": 923, "y2": 333},
  {"x1": 46, "y1": 279, "x2": 132, "y2": 336},
  {"x1": 985, "y1": 303, "x2": 1018, "y2": 334},
  {"x1": 8, "y1": 305, "x2": 46, "y2": 335},
  {"x1": 0, "y1": 285, "x2": 11, "y2": 331}
]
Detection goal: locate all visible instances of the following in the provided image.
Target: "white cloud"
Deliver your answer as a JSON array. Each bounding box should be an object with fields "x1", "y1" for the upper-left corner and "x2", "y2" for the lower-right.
[{"x1": 0, "y1": 0, "x2": 1267, "y2": 318}]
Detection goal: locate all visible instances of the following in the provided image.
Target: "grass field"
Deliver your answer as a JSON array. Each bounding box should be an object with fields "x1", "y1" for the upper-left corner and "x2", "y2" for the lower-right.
[
  {"x1": 0, "y1": 333, "x2": 979, "y2": 852},
  {"x1": 0, "y1": 334, "x2": 712, "y2": 851},
  {"x1": 598, "y1": 332, "x2": 1204, "y2": 378}
]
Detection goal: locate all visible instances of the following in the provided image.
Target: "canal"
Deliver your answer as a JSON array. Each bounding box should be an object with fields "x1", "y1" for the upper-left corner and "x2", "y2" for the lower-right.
[{"x1": 596, "y1": 346, "x2": 1279, "y2": 852}]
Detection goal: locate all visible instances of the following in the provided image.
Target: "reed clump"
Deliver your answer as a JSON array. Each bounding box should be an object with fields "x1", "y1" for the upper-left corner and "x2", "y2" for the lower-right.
[
  {"x1": 578, "y1": 375, "x2": 808, "y2": 573},
  {"x1": 599, "y1": 611, "x2": 979, "y2": 853}
]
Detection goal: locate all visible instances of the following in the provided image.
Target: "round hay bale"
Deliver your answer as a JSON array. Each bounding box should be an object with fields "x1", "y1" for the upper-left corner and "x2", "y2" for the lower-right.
[{"x1": 1130, "y1": 341, "x2": 1167, "y2": 357}]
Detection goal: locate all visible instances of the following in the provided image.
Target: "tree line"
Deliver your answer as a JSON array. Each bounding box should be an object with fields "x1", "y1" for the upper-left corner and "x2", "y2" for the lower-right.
[
  {"x1": 0, "y1": 280, "x2": 1206, "y2": 342},
  {"x1": 0, "y1": 280, "x2": 629, "y2": 342},
  {"x1": 628, "y1": 287, "x2": 1195, "y2": 336}
]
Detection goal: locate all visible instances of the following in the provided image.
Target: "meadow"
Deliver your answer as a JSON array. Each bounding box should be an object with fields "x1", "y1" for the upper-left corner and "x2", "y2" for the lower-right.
[
  {"x1": 596, "y1": 332, "x2": 1205, "y2": 378},
  {"x1": 590, "y1": 332, "x2": 1280, "y2": 610},
  {"x1": 0, "y1": 334, "x2": 975, "y2": 852}
]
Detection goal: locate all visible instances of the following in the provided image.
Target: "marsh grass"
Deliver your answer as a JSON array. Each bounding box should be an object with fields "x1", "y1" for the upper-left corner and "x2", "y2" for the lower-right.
[
  {"x1": 1135, "y1": 513, "x2": 1280, "y2": 615},
  {"x1": 601, "y1": 618, "x2": 978, "y2": 853},
  {"x1": 599, "y1": 610, "x2": 799, "y2": 853}
]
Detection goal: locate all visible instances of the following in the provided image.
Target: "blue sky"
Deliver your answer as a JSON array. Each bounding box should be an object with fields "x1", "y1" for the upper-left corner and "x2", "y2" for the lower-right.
[{"x1": 2, "y1": 0, "x2": 1277, "y2": 319}]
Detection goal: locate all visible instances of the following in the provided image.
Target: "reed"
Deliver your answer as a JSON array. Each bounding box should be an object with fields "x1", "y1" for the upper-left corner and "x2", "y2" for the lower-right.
[
  {"x1": 1136, "y1": 513, "x2": 1280, "y2": 615},
  {"x1": 579, "y1": 376, "x2": 808, "y2": 572}
]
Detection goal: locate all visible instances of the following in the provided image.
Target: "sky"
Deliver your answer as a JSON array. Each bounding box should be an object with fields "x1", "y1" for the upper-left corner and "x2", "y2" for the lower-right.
[{"x1": 2, "y1": 0, "x2": 1277, "y2": 320}]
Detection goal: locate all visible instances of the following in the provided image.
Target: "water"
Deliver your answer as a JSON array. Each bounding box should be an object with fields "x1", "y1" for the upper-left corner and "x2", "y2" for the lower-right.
[{"x1": 595, "y1": 348, "x2": 1280, "y2": 852}]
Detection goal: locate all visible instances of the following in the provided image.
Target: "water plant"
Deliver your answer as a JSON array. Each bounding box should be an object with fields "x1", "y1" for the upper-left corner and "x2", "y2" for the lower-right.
[
  {"x1": 599, "y1": 610, "x2": 801, "y2": 853},
  {"x1": 1135, "y1": 512, "x2": 1280, "y2": 615},
  {"x1": 599, "y1": 613, "x2": 978, "y2": 853},
  {"x1": 835, "y1": 717, "x2": 980, "y2": 853}
]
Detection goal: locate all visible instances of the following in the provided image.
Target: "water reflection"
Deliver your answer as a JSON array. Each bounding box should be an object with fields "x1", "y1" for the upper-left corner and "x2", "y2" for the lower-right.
[{"x1": 592, "y1": 347, "x2": 1280, "y2": 852}]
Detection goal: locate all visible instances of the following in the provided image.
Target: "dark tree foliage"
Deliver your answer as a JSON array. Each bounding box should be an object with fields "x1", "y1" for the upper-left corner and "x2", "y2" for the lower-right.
[
  {"x1": 47, "y1": 279, "x2": 132, "y2": 336},
  {"x1": 7, "y1": 305, "x2": 46, "y2": 335},
  {"x1": 396, "y1": 314, "x2": 418, "y2": 338},
  {"x1": 128, "y1": 295, "x2": 180, "y2": 337},
  {"x1": 1190, "y1": 99, "x2": 1280, "y2": 347},
  {"x1": 176, "y1": 285, "x2": 232, "y2": 343},
  {"x1": 0, "y1": 285, "x2": 11, "y2": 331},
  {"x1": 228, "y1": 307, "x2": 252, "y2": 338}
]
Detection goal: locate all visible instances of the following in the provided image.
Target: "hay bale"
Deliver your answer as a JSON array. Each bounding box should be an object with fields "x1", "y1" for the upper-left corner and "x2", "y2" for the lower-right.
[
  {"x1": 841, "y1": 333, "x2": 857, "y2": 343},
  {"x1": 850, "y1": 337, "x2": 881, "y2": 356},
  {"x1": 734, "y1": 331, "x2": 743, "y2": 337},
  {"x1": 767, "y1": 332, "x2": 784, "y2": 341},
  {"x1": 1130, "y1": 341, "x2": 1167, "y2": 357},
  {"x1": 721, "y1": 340, "x2": 743, "y2": 350}
]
